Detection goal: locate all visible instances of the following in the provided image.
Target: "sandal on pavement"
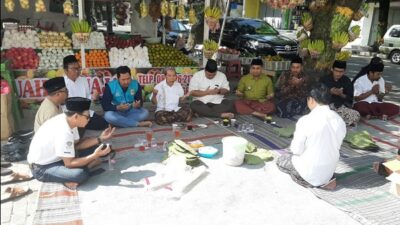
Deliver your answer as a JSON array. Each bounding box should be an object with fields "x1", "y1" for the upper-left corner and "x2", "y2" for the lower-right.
[
  {"x1": 1, "y1": 168, "x2": 13, "y2": 176},
  {"x1": 1, "y1": 161, "x2": 12, "y2": 168},
  {"x1": 1, "y1": 173, "x2": 33, "y2": 185},
  {"x1": 1, "y1": 186, "x2": 32, "y2": 203}
]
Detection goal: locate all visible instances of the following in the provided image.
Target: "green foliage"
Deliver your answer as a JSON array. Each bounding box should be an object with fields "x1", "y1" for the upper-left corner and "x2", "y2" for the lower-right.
[
  {"x1": 335, "y1": 51, "x2": 352, "y2": 61},
  {"x1": 308, "y1": 40, "x2": 325, "y2": 53},
  {"x1": 331, "y1": 14, "x2": 351, "y2": 36},
  {"x1": 332, "y1": 32, "x2": 349, "y2": 45},
  {"x1": 299, "y1": 39, "x2": 310, "y2": 49},
  {"x1": 301, "y1": 12, "x2": 312, "y2": 25},
  {"x1": 350, "y1": 25, "x2": 361, "y2": 36},
  {"x1": 70, "y1": 20, "x2": 91, "y2": 33}
]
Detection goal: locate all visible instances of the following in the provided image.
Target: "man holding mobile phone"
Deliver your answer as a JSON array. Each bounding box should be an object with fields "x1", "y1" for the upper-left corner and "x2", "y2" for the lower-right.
[
  {"x1": 28, "y1": 97, "x2": 116, "y2": 190},
  {"x1": 101, "y1": 66, "x2": 152, "y2": 127}
]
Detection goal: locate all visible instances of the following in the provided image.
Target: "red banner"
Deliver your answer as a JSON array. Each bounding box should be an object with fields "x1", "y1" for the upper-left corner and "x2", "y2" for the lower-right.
[{"x1": 14, "y1": 67, "x2": 199, "y2": 100}]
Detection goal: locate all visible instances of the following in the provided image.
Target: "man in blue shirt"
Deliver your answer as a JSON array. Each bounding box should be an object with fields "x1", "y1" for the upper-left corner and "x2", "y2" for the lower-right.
[{"x1": 101, "y1": 66, "x2": 152, "y2": 127}]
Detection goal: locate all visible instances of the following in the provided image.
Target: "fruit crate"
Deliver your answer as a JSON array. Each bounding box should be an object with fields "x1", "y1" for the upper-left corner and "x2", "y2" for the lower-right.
[
  {"x1": 240, "y1": 57, "x2": 254, "y2": 65},
  {"x1": 263, "y1": 60, "x2": 291, "y2": 71},
  {"x1": 218, "y1": 52, "x2": 239, "y2": 61}
]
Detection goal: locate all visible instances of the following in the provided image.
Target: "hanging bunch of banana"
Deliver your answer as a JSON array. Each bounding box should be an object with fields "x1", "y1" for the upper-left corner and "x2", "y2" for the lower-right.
[
  {"x1": 188, "y1": 7, "x2": 197, "y2": 25},
  {"x1": 160, "y1": 0, "x2": 169, "y2": 17},
  {"x1": 140, "y1": 0, "x2": 149, "y2": 18},
  {"x1": 35, "y1": 0, "x2": 46, "y2": 12},
  {"x1": 63, "y1": 0, "x2": 73, "y2": 16},
  {"x1": 176, "y1": 4, "x2": 185, "y2": 20},
  {"x1": 19, "y1": 0, "x2": 29, "y2": 9},
  {"x1": 168, "y1": 2, "x2": 176, "y2": 18},
  {"x1": 5, "y1": 0, "x2": 15, "y2": 12}
]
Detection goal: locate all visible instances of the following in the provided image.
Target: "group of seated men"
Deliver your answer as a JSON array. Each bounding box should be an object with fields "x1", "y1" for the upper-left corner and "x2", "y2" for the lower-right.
[{"x1": 27, "y1": 54, "x2": 399, "y2": 190}]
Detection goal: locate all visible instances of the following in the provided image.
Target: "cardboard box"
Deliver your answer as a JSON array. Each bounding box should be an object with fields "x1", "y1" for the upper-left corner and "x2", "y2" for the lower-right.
[{"x1": 1, "y1": 94, "x2": 14, "y2": 140}]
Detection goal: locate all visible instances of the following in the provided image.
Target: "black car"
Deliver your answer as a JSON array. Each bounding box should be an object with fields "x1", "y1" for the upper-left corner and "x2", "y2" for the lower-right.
[{"x1": 210, "y1": 18, "x2": 298, "y2": 58}]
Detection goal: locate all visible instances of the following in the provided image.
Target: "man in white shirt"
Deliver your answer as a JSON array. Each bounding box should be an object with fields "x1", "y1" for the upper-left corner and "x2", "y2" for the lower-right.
[
  {"x1": 63, "y1": 55, "x2": 108, "y2": 130},
  {"x1": 34, "y1": 77, "x2": 68, "y2": 132},
  {"x1": 188, "y1": 59, "x2": 235, "y2": 119},
  {"x1": 28, "y1": 97, "x2": 115, "y2": 190},
  {"x1": 353, "y1": 62, "x2": 399, "y2": 119},
  {"x1": 276, "y1": 84, "x2": 346, "y2": 189},
  {"x1": 151, "y1": 68, "x2": 191, "y2": 125}
]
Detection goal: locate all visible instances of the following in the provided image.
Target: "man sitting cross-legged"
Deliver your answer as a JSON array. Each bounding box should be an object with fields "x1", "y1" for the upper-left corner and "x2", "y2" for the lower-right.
[
  {"x1": 353, "y1": 62, "x2": 399, "y2": 120},
  {"x1": 34, "y1": 77, "x2": 68, "y2": 132},
  {"x1": 320, "y1": 60, "x2": 360, "y2": 126},
  {"x1": 28, "y1": 97, "x2": 116, "y2": 190},
  {"x1": 189, "y1": 59, "x2": 235, "y2": 119},
  {"x1": 276, "y1": 84, "x2": 346, "y2": 189},
  {"x1": 275, "y1": 56, "x2": 311, "y2": 118},
  {"x1": 101, "y1": 66, "x2": 152, "y2": 127},
  {"x1": 152, "y1": 67, "x2": 192, "y2": 125},
  {"x1": 234, "y1": 58, "x2": 275, "y2": 120}
]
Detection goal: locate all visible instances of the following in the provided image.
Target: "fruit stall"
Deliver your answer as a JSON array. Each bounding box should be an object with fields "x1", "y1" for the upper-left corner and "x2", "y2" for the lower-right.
[{"x1": 1, "y1": 0, "x2": 206, "y2": 112}]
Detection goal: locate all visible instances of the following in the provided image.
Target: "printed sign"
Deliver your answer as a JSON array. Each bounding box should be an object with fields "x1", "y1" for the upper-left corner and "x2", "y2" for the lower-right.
[{"x1": 14, "y1": 67, "x2": 199, "y2": 100}]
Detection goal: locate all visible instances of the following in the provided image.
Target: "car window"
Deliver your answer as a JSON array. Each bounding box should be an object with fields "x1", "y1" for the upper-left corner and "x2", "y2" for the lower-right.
[
  {"x1": 236, "y1": 20, "x2": 278, "y2": 35},
  {"x1": 389, "y1": 28, "x2": 400, "y2": 38}
]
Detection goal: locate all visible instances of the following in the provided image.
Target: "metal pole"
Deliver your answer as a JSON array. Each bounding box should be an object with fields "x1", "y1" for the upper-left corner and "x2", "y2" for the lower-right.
[
  {"x1": 218, "y1": 0, "x2": 230, "y2": 47},
  {"x1": 203, "y1": 0, "x2": 210, "y2": 67},
  {"x1": 78, "y1": 0, "x2": 86, "y2": 69},
  {"x1": 242, "y1": 0, "x2": 246, "y2": 17}
]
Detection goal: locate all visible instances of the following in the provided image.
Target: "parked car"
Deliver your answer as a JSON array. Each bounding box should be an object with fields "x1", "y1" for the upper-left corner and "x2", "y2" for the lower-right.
[
  {"x1": 210, "y1": 17, "x2": 298, "y2": 59},
  {"x1": 159, "y1": 19, "x2": 190, "y2": 45},
  {"x1": 379, "y1": 25, "x2": 400, "y2": 64}
]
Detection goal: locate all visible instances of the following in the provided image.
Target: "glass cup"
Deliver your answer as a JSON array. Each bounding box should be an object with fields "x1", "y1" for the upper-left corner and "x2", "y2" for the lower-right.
[
  {"x1": 146, "y1": 129, "x2": 153, "y2": 147},
  {"x1": 243, "y1": 122, "x2": 249, "y2": 133},
  {"x1": 382, "y1": 114, "x2": 388, "y2": 121},
  {"x1": 151, "y1": 138, "x2": 158, "y2": 148},
  {"x1": 108, "y1": 154, "x2": 114, "y2": 171},
  {"x1": 237, "y1": 123, "x2": 243, "y2": 132},
  {"x1": 172, "y1": 124, "x2": 181, "y2": 139},
  {"x1": 231, "y1": 119, "x2": 237, "y2": 128},
  {"x1": 247, "y1": 124, "x2": 254, "y2": 133}
]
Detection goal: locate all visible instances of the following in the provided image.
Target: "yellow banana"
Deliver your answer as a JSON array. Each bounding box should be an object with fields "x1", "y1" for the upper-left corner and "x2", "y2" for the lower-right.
[
  {"x1": 161, "y1": 0, "x2": 168, "y2": 17},
  {"x1": 169, "y1": 2, "x2": 176, "y2": 18},
  {"x1": 5, "y1": 0, "x2": 15, "y2": 12},
  {"x1": 188, "y1": 7, "x2": 197, "y2": 25},
  {"x1": 177, "y1": 4, "x2": 185, "y2": 20},
  {"x1": 140, "y1": 0, "x2": 148, "y2": 18}
]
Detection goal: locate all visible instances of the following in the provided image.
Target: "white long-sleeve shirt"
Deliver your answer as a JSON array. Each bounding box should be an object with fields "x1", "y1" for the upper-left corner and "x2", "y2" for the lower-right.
[
  {"x1": 354, "y1": 74, "x2": 385, "y2": 104},
  {"x1": 291, "y1": 105, "x2": 346, "y2": 186}
]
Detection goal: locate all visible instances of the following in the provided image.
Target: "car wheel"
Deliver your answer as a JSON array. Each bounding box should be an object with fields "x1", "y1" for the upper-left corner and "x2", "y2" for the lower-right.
[{"x1": 389, "y1": 50, "x2": 400, "y2": 64}]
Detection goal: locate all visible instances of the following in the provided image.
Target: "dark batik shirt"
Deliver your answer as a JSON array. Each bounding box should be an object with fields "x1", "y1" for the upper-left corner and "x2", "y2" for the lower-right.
[
  {"x1": 276, "y1": 71, "x2": 311, "y2": 100},
  {"x1": 320, "y1": 74, "x2": 354, "y2": 108}
]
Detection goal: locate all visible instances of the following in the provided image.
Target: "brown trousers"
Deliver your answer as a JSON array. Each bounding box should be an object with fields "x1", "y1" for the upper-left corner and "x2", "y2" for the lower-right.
[
  {"x1": 234, "y1": 99, "x2": 276, "y2": 115},
  {"x1": 353, "y1": 101, "x2": 400, "y2": 118},
  {"x1": 154, "y1": 105, "x2": 192, "y2": 125}
]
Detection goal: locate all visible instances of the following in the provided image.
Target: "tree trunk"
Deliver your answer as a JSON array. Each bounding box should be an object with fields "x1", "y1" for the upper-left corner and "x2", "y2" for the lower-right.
[
  {"x1": 304, "y1": 0, "x2": 363, "y2": 78},
  {"x1": 377, "y1": 0, "x2": 390, "y2": 43}
]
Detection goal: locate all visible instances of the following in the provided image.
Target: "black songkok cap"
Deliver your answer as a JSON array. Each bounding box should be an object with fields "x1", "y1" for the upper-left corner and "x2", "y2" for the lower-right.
[
  {"x1": 43, "y1": 77, "x2": 66, "y2": 94},
  {"x1": 66, "y1": 97, "x2": 91, "y2": 112},
  {"x1": 333, "y1": 60, "x2": 347, "y2": 69},
  {"x1": 291, "y1": 56, "x2": 303, "y2": 65},
  {"x1": 251, "y1": 58, "x2": 263, "y2": 66},
  {"x1": 369, "y1": 62, "x2": 384, "y2": 72},
  {"x1": 205, "y1": 59, "x2": 218, "y2": 73}
]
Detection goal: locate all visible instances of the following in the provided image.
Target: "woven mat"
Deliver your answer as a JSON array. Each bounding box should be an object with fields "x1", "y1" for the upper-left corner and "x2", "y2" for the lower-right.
[
  {"x1": 32, "y1": 114, "x2": 399, "y2": 225},
  {"x1": 310, "y1": 155, "x2": 400, "y2": 225},
  {"x1": 32, "y1": 182, "x2": 83, "y2": 225}
]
